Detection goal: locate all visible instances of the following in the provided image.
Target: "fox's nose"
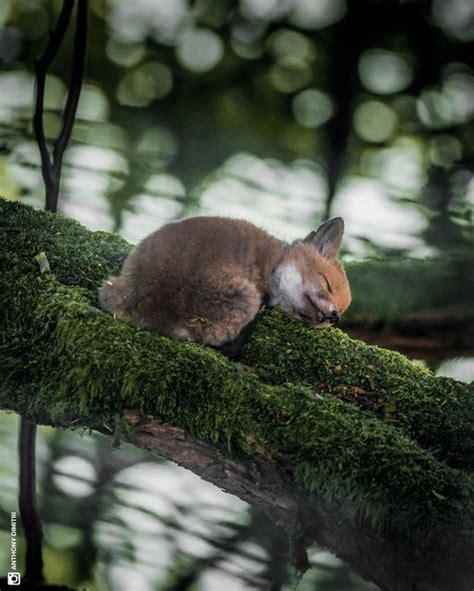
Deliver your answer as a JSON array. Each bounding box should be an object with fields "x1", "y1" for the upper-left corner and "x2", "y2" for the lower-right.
[{"x1": 328, "y1": 311, "x2": 339, "y2": 324}]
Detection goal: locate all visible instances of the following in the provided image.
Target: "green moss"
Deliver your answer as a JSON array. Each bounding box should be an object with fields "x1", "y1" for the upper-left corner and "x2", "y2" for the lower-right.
[
  {"x1": 0, "y1": 199, "x2": 131, "y2": 291},
  {"x1": 240, "y1": 310, "x2": 474, "y2": 470},
  {"x1": 1, "y1": 198, "x2": 473, "y2": 543}
]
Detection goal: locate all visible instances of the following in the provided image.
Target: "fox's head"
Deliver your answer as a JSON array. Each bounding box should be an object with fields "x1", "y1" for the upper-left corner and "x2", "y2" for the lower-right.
[{"x1": 270, "y1": 218, "x2": 351, "y2": 328}]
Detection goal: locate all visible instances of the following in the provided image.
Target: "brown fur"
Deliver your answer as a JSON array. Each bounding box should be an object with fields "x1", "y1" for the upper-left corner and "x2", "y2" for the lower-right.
[
  {"x1": 271, "y1": 242, "x2": 351, "y2": 323},
  {"x1": 99, "y1": 216, "x2": 351, "y2": 346}
]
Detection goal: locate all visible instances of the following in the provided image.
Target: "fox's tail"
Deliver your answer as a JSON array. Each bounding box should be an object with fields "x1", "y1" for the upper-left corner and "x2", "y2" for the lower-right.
[{"x1": 98, "y1": 276, "x2": 125, "y2": 313}]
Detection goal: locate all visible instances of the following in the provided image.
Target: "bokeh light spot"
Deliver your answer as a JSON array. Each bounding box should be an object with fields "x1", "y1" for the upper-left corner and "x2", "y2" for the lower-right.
[
  {"x1": 359, "y1": 49, "x2": 413, "y2": 95},
  {"x1": 432, "y1": 0, "x2": 474, "y2": 42},
  {"x1": 53, "y1": 456, "x2": 96, "y2": 498},
  {"x1": 417, "y1": 89, "x2": 453, "y2": 129},
  {"x1": 0, "y1": 71, "x2": 33, "y2": 120},
  {"x1": 106, "y1": 39, "x2": 145, "y2": 67},
  {"x1": 230, "y1": 19, "x2": 266, "y2": 60},
  {"x1": 289, "y1": 0, "x2": 347, "y2": 30},
  {"x1": 354, "y1": 100, "x2": 397, "y2": 143},
  {"x1": 270, "y1": 57, "x2": 312, "y2": 93},
  {"x1": 137, "y1": 126, "x2": 178, "y2": 164},
  {"x1": 267, "y1": 28, "x2": 315, "y2": 63},
  {"x1": 117, "y1": 63, "x2": 173, "y2": 107},
  {"x1": 177, "y1": 29, "x2": 224, "y2": 73},
  {"x1": 76, "y1": 84, "x2": 110, "y2": 121},
  {"x1": 108, "y1": 0, "x2": 189, "y2": 45},
  {"x1": 292, "y1": 88, "x2": 334, "y2": 128},
  {"x1": 132, "y1": 62, "x2": 173, "y2": 100},
  {"x1": 240, "y1": 0, "x2": 288, "y2": 21}
]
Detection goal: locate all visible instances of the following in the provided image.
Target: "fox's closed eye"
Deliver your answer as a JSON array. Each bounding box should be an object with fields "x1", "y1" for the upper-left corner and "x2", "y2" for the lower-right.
[
  {"x1": 320, "y1": 273, "x2": 332, "y2": 294},
  {"x1": 304, "y1": 292, "x2": 325, "y2": 315}
]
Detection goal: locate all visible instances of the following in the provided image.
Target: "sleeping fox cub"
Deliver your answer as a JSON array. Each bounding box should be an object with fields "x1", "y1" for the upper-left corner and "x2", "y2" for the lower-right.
[{"x1": 99, "y1": 217, "x2": 351, "y2": 349}]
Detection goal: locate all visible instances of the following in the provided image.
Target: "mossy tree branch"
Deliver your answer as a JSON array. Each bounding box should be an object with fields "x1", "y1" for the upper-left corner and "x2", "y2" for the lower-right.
[{"x1": 1, "y1": 199, "x2": 473, "y2": 591}]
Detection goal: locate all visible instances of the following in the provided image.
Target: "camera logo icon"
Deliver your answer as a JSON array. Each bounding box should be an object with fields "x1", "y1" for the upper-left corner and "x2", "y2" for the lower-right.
[{"x1": 7, "y1": 571, "x2": 21, "y2": 585}]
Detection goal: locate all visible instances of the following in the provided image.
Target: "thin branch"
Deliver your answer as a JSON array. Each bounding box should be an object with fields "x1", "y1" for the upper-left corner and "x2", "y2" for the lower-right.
[
  {"x1": 33, "y1": 0, "x2": 74, "y2": 213},
  {"x1": 33, "y1": 0, "x2": 88, "y2": 213},
  {"x1": 18, "y1": 419, "x2": 44, "y2": 583},
  {"x1": 53, "y1": 0, "x2": 88, "y2": 174},
  {"x1": 36, "y1": 1, "x2": 75, "y2": 72}
]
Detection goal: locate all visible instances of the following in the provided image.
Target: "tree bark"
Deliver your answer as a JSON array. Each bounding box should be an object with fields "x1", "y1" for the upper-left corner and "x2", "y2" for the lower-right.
[
  {"x1": 122, "y1": 411, "x2": 474, "y2": 591},
  {"x1": 0, "y1": 198, "x2": 473, "y2": 591}
]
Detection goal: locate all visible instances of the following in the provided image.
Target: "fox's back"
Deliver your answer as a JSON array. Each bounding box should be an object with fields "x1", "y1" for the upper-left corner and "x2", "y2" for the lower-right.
[
  {"x1": 104, "y1": 217, "x2": 283, "y2": 338},
  {"x1": 125, "y1": 216, "x2": 283, "y2": 286}
]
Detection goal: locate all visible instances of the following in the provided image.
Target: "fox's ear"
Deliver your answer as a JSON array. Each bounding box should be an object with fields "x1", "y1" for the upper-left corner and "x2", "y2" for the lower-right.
[{"x1": 304, "y1": 217, "x2": 344, "y2": 260}]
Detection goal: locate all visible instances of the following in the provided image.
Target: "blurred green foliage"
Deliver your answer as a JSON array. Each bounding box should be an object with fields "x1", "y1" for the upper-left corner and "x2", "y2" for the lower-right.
[{"x1": 0, "y1": 0, "x2": 472, "y2": 251}]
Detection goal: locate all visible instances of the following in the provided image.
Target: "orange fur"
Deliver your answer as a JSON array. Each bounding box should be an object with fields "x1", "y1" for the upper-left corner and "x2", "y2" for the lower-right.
[{"x1": 99, "y1": 217, "x2": 351, "y2": 346}]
